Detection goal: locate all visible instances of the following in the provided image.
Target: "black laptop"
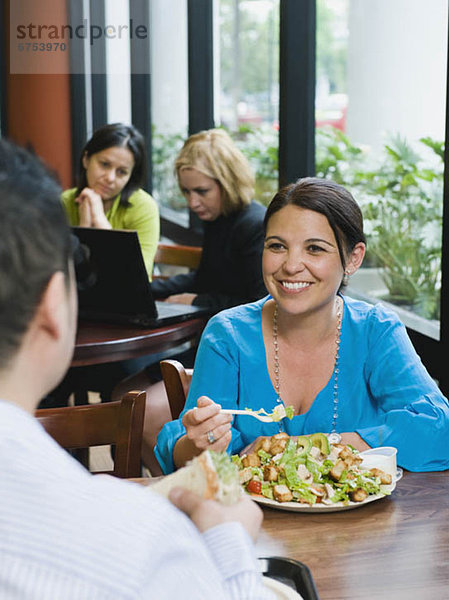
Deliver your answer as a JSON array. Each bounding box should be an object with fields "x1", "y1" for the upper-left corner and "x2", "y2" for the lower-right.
[{"x1": 71, "y1": 227, "x2": 210, "y2": 327}]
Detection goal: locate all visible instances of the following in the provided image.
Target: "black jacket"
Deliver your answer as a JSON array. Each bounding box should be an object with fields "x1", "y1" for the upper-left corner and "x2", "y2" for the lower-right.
[{"x1": 152, "y1": 201, "x2": 267, "y2": 312}]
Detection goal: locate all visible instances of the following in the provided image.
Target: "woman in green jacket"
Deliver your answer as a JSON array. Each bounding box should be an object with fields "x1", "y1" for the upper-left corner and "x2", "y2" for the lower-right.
[
  {"x1": 42, "y1": 124, "x2": 160, "y2": 408},
  {"x1": 63, "y1": 122, "x2": 159, "y2": 278}
]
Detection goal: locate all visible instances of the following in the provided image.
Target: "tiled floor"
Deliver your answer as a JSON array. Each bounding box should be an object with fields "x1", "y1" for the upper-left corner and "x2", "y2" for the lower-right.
[
  {"x1": 90, "y1": 445, "x2": 114, "y2": 472},
  {"x1": 90, "y1": 445, "x2": 152, "y2": 478}
]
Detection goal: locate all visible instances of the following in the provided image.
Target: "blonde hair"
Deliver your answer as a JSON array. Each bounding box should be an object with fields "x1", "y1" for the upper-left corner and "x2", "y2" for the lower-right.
[{"x1": 175, "y1": 129, "x2": 255, "y2": 216}]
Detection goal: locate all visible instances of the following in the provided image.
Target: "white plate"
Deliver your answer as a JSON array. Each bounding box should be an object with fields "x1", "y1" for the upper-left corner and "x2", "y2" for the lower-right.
[
  {"x1": 249, "y1": 479, "x2": 396, "y2": 513},
  {"x1": 263, "y1": 576, "x2": 304, "y2": 599}
]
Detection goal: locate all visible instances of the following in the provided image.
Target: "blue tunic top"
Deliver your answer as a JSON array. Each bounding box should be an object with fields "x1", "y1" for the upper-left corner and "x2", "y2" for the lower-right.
[{"x1": 155, "y1": 296, "x2": 449, "y2": 474}]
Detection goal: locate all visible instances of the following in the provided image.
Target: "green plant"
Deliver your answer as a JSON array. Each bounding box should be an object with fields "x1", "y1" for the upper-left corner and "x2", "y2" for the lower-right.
[
  {"x1": 360, "y1": 135, "x2": 442, "y2": 319},
  {"x1": 230, "y1": 124, "x2": 279, "y2": 205},
  {"x1": 316, "y1": 128, "x2": 443, "y2": 320},
  {"x1": 151, "y1": 127, "x2": 186, "y2": 210},
  {"x1": 315, "y1": 127, "x2": 364, "y2": 184}
]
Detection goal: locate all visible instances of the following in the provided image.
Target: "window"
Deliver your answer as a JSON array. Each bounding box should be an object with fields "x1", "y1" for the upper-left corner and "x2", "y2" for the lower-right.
[
  {"x1": 316, "y1": 0, "x2": 447, "y2": 339},
  {"x1": 150, "y1": 0, "x2": 189, "y2": 225},
  {"x1": 217, "y1": 0, "x2": 280, "y2": 206}
]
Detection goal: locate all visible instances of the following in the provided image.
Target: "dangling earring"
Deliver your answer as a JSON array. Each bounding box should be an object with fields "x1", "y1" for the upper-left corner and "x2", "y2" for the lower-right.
[{"x1": 343, "y1": 268, "x2": 351, "y2": 286}]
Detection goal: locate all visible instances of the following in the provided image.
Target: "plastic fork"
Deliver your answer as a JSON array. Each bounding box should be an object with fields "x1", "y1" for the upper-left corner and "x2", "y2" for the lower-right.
[{"x1": 220, "y1": 409, "x2": 276, "y2": 423}]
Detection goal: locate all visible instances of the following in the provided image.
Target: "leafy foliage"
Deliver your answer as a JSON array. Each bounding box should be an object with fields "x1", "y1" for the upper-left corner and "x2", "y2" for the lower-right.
[
  {"x1": 316, "y1": 128, "x2": 443, "y2": 320},
  {"x1": 231, "y1": 123, "x2": 279, "y2": 204},
  {"x1": 151, "y1": 127, "x2": 185, "y2": 210}
]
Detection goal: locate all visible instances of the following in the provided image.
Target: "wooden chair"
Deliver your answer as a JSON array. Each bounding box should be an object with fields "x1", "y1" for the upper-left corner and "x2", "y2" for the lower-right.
[
  {"x1": 160, "y1": 359, "x2": 193, "y2": 419},
  {"x1": 153, "y1": 243, "x2": 202, "y2": 279},
  {"x1": 35, "y1": 390, "x2": 146, "y2": 478}
]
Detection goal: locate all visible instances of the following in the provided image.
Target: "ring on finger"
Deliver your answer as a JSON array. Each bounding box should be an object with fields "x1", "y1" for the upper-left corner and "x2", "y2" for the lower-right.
[{"x1": 207, "y1": 430, "x2": 217, "y2": 445}]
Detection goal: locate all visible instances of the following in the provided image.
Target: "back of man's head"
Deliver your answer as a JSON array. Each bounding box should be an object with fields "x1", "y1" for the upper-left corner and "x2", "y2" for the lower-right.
[{"x1": 0, "y1": 139, "x2": 71, "y2": 367}]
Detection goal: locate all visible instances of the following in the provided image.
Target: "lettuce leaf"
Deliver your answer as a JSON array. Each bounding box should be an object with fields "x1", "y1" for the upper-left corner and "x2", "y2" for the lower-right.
[
  {"x1": 210, "y1": 451, "x2": 240, "y2": 488},
  {"x1": 261, "y1": 482, "x2": 274, "y2": 499},
  {"x1": 279, "y1": 438, "x2": 298, "y2": 466},
  {"x1": 257, "y1": 449, "x2": 272, "y2": 463},
  {"x1": 242, "y1": 405, "x2": 295, "y2": 421}
]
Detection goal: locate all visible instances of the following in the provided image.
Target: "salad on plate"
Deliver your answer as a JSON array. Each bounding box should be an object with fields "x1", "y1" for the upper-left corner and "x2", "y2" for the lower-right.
[{"x1": 233, "y1": 432, "x2": 394, "y2": 508}]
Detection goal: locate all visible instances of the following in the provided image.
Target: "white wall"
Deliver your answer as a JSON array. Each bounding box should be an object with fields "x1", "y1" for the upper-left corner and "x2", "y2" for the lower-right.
[{"x1": 347, "y1": 0, "x2": 448, "y2": 150}]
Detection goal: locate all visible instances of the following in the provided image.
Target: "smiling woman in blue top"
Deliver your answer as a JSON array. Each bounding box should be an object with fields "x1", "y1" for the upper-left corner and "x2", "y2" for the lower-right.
[{"x1": 155, "y1": 178, "x2": 449, "y2": 474}]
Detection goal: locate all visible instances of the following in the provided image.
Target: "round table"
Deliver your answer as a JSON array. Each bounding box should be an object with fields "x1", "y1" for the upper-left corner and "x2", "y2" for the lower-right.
[{"x1": 72, "y1": 317, "x2": 207, "y2": 367}]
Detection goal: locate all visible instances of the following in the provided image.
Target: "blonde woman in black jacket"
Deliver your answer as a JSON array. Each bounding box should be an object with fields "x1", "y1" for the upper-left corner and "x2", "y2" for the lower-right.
[{"x1": 152, "y1": 128, "x2": 267, "y2": 311}]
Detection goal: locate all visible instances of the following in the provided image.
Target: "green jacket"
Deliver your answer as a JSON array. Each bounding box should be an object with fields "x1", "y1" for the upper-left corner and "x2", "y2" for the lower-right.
[{"x1": 62, "y1": 188, "x2": 160, "y2": 279}]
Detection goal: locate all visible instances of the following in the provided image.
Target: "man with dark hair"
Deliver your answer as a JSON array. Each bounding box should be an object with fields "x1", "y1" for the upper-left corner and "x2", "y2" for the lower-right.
[
  {"x1": 0, "y1": 140, "x2": 74, "y2": 369},
  {"x1": 0, "y1": 139, "x2": 274, "y2": 599}
]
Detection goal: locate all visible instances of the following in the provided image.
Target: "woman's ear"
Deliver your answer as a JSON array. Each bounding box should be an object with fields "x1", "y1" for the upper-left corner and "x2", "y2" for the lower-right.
[
  {"x1": 81, "y1": 152, "x2": 89, "y2": 171},
  {"x1": 346, "y1": 242, "x2": 366, "y2": 276}
]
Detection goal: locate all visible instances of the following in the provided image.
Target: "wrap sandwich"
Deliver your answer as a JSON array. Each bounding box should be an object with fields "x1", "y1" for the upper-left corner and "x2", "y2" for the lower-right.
[{"x1": 151, "y1": 450, "x2": 242, "y2": 506}]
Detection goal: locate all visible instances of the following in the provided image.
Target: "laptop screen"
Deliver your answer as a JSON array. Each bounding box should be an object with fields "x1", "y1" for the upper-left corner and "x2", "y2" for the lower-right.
[
  {"x1": 71, "y1": 227, "x2": 210, "y2": 327},
  {"x1": 71, "y1": 227, "x2": 158, "y2": 321}
]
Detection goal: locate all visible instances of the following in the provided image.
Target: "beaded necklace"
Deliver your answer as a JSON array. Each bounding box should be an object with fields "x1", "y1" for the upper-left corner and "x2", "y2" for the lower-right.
[{"x1": 272, "y1": 296, "x2": 343, "y2": 443}]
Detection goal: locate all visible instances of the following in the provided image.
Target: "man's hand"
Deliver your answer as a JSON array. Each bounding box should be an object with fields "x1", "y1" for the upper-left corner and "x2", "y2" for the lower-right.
[{"x1": 169, "y1": 487, "x2": 263, "y2": 541}]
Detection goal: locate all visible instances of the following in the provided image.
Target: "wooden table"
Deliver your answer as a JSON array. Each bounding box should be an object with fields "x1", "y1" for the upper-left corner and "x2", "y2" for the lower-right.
[
  {"x1": 72, "y1": 317, "x2": 207, "y2": 367},
  {"x1": 134, "y1": 471, "x2": 448, "y2": 599},
  {"x1": 255, "y1": 470, "x2": 449, "y2": 599}
]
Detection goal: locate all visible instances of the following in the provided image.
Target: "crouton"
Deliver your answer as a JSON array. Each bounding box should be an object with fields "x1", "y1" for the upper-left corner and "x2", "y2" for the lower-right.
[
  {"x1": 241, "y1": 452, "x2": 261, "y2": 468},
  {"x1": 263, "y1": 464, "x2": 279, "y2": 482},
  {"x1": 338, "y1": 446, "x2": 353, "y2": 461},
  {"x1": 339, "y1": 446, "x2": 363, "y2": 467},
  {"x1": 239, "y1": 467, "x2": 253, "y2": 485},
  {"x1": 329, "y1": 459, "x2": 347, "y2": 482},
  {"x1": 270, "y1": 434, "x2": 289, "y2": 455},
  {"x1": 369, "y1": 468, "x2": 392, "y2": 485},
  {"x1": 349, "y1": 488, "x2": 369, "y2": 502},
  {"x1": 344, "y1": 454, "x2": 363, "y2": 468},
  {"x1": 273, "y1": 484, "x2": 293, "y2": 503},
  {"x1": 254, "y1": 437, "x2": 272, "y2": 453}
]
